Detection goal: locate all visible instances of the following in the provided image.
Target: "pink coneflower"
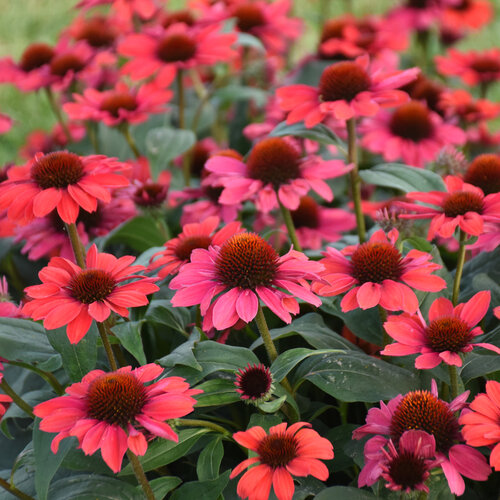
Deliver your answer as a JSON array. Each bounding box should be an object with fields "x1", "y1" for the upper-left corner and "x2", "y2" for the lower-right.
[
  {"x1": 439, "y1": 89, "x2": 500, "y2": 124},
  {"x1": 381, "y1": 291, "x2": 500, "y2": 367},
  {"x1": 205, "y1": 137, "x2": 352, "y2": 213},
  {"x1": 119, "y1": 22, "x2": 237, "y2": 82},
  {"x1": 460, "y1": 380, "x2": 500, "y2": 471},
  {"x1": 313, "y1": 228, "x2": 446, "y2": 313},
  {"x1": 65, "y1": 14, "x2": 127, "y2": 50},
  {"x1": 277, "y1": 55, "x2": 419, "y2": 125},
  {"x1": 0, "y1": 276, "x2": 25, "y2": 318},
  {"x1": 397, "y1": 175, "x2": 500, "y2": 239},
  {"x1": 0, "y1": 151, "x2": 129, "y2": 225},
  {"x1": 0, "y1": 394, "x2": 12, "y2": 421},
  {"x1": 170, "y1": 232, "x2": 323, "y2": 331},
  {"x1": 63, "y1": 80, "x2": 173, "y2": 128},
  {"x1": 23, "y1": 244, "x2": 159, "y2": 343},
  {"x1": 235, "y1": 363, "x2": 274, "y2": 403},
  {"x1": 353, "y1": 380, "x2": 491, "y2": 495},
  {"x1": 149, "y1": 216, "x2": 244, "y2": 278},
  {"x1": 442, "y1": 0, "x2": 493, "y2": 29},
  {"x1": 0, "y1": 113, "x2": 12, "y2": 135},
  {"x1": 231, "y1": 422, "x2": 333, "y2": 500},
  {"x1": 360, "y1": 101, "x2": 466, "y2": 168},
  {"x1": 402, "y1": 74, "x2": 445, "y2": 114},
  {"x1": 387, "y1": 0, "x2": 443, "y2": 31},
  {"x1": 463, "y1": 154, "x2": 500, "y2": 195},
  {"x1": 359, "y1": 430, "x2": 438, "y2": 493},
  {"x1": 33, "y1": 364, "x2": 201, "y2": 473}
]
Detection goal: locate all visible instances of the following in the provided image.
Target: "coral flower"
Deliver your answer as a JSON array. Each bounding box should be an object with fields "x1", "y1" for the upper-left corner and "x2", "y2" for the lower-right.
[
  {"x1": 170, "y1": 232, "x2": 323, "y2": 331},
  {"x1": 119, "y1": 22, "x2": 237, "y2": 82},
  {"x1": 0, "y1": 151, "x2": 129, "y2": 225},
  {"x1": 460, "y1": 380, "x2": 500, "y2": 471},
  {"x1": 33, "y1": 364, "x2": 201, "y2": 473},
  {"x1": 205, "y1": 137, "x2": 352, "y2": 213},
  {"x1": 381, "y1": 291, "x2": 500, "y2": 367},
  {"x1": 353, "y1": 380, "x2": 491, "y2": 495},
  {"x1": 231, "y1": 422, "x2": 333, "y2": 500},
  {"x1": 442, "y1": 0, "x2": 493, "y2": 30},
  {"x1": 313, "y1": 229, "x2": 446, "y2": 313},
  {"x1": 463, "y1": 154, "x2": 500, "y2": 195},
  {"x1": 63, "y1": 80, "x2": 173, "y2": 128},
  {"x1": 397, "y1": 175, "x2": 500, "y2": 240},
  {"x1": 276, "y1": 54, "x2": 419, "y2": 126},
  {"x1": 23, "y1": 244, "x2": 159, "y2": 343},
  {"x1": 439, "y1": 89, "x2": 500, "y2": 124},
  {"x1": 360, "y1": 101, "x2": 466, "y2": 168},
  {"x1": 149, "y1": 216, "x2": 244, "y2": 278}
]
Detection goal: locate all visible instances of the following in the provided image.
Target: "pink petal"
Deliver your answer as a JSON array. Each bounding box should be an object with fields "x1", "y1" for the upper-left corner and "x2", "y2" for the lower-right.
[
  {"x1": 356, "y1": 282, "x2": 381, "y2": 309},
  {"x1": 100, "y1": 425, "x2": 128, "y2": 473},
  {"x1": 235, "y1": 289, "x2": 259, "y2": 324},
  {"x1": 459, "y1": 290, "x2": 490, "y2": 327},
  {"x1": 272, "y1": 468, "x2": 295, "y2": 500}
]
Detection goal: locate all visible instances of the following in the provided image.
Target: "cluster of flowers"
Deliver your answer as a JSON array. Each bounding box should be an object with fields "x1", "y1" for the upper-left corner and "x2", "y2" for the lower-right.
[{"x1": 0, "y1": 0, "x2": 499, "y2": 499}]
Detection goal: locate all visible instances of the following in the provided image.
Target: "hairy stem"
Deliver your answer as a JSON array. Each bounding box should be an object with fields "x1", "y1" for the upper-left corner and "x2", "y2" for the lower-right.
[
  {"x1": 65, "y1": 223, "x2": 86, "y2": 269},
  {"x1": 45, "y1": 88, "x2": 72, "y2": 143},
  {"x1": 254, "y1": 305, "x2": 279, "y2": 363},
  {"x1": 0, "y1": 379, "x2": 34, "y2": 418},
  {"x1": 7, "y1": 361, "x2": 64, "y2": 395},
  {"x1": 176, "y1": 418, "x2": 230, "y2": 436},
  {"x1": 97, "y1": 322, "x2": 118, "y2": 371},
  {"x1": 448, "y1": 364, "x2": 459, "y2": 400},
  {"x1": 0, "y1": 477, "x2": 36, "y2": 500},
  {"x1": 120, "y1": 124, "x2": 141, "y2": 159},
  {"x1": 452, "y1": 229, "x2": 467, "y2": 306},
  {"x1": 279, "y1": 201, "x2": 302, "y2": 251},
  {"x1": 127, "y1": 450, "x2": 156, "y2": 500}
]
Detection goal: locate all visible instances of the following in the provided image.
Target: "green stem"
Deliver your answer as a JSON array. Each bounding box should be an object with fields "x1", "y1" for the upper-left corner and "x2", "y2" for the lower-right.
[
  {"x1": 120, "y1": 124, "x2": 141, "y2": 159},
  {"x1": 378, "y1": 306, "x2": 390, "y2": 348},
  {"x1": 65, "y1": 223, "x2": 86, "y2": 269},
  {"x1": 0, "y1": 379, "x2": 34, "y2": 418},
  {"x1": 86, "y1": 122, "x2": 100, "y2": 154},
  {"x1": 176, "y1": 69, "x2": 191, "y2": 187},
  {"x1": 45, "y1": 88, "x2": 72, "y2": 143},
  {"x1": 346, "y1": 118, "x2": 366, "y2": 243},
  {"x1": 452, "y1": 229, "x2": 467, "y2": 306},
  {"x1": 126, "y1": 450, "x2": 156, "y2": 500},
  {"x1": 7, "y1": 361, "x2": 64, "y2": 395},
  {"x1": 448, "y1": 364, "x2": 459, "y2": 401},
  {"x1": 97, "y1": 322, "x2": 118, "y2": 371},
  {"x1": 254, "y1": 305, "x2": 279, "y2": 363},
  {"x1": 279, "y1": 201, "x2": 302, "y2": 252},
  {"x1": 175, "y1": 418, "x2": 230, "y2": 436},
  {"x1": 0, "y1": 477, "x2": 36, "y2": 500}
]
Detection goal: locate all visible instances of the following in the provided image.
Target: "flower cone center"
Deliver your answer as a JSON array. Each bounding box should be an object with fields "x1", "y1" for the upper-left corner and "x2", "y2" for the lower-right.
[
  {"x1": 319, "y1": 62, "x2": 371, "y2": 102},
  {"x1": 133, "y1": 183, "x2": 167, "y2": 207},
  {"x1": 69, "y1": 269, "x2": 116, "y2": 304},
  {"x1": 443, "y1": 191, "x2": 484, "y2": 217},
  {"x1": 190, "y1": 143, "x2": 211, "y2": 177},
  {"x1": 162, "y1": 10, "x2": 196, "y2": 28},
  {"x1": 464, "y1": 154, "x2": 500, "y2": 195},
  {"x1": 50, "y1": 53, "x2": 85, "y2": 77},
  {"x1": 320, "y1": 19, "x2": 346, "y2": 43},
  {"x1": 236, "y1": 364, "x2": 272, "y2": 400},
  {"x1": 257, "y1": 433, "x2": 298, "y2": 468},
  {"x1": 100, "y1": 92, "x2": 138, "y2": 117},
  {"x1": 31, "y1": 151, "x2": 85, "y2": 189},
  {"x1": 216, "y1": 233, "x2": 279, "y2": 289},
  {"x1": 246, "y1": 138, "x2": 301, "y2": 189},
  {"x1": 470, "y1": 57, "x2": 500, "y2": 76},
  {"x1": 350, "y1": 242, "x2": 403, "y2": 284},
  {"x1": 389, "y1": 101, "x2": 434, "y2": 142},
  {"x1": 175, "y1": 235, "x2": 213, "y2": 261},
  {"x1": 76, "y1": 17, "x2": 116, "y2": 47},
  {"x1": 426, "y1": 317, "x2": 473, "y2": 353},
  {"x1": 234, "y1": 4, "x2": 266, "y2": 32},
  {"x1": 157, "y1": 34, "x2": 197, "y2": 63},
  {"x1": 87, "y1": 373, "x2": 147, "y2": 426},
  {"x1": 20, "y1": 43, "x2": 54, "y2": 71},
  {"x1": 291, "y1": 196, "x2": 320, "y2": 229},
  {"x1": 390, "y1": 390, "x2": 460, "y2": 453},
  {"x1": 387, "y1": 452, "x2": 428, "y2": 490}
]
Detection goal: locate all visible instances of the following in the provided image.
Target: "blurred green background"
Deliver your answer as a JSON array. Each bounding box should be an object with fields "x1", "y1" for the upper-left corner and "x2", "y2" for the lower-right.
[{"x1": 0, "y1": 0, "x2": 498, "y2": 164}]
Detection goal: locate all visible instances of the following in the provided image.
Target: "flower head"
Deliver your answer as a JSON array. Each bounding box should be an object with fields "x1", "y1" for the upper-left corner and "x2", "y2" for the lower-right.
[
  {"x1": 381, "y1": 291, "x2": 500, "y2": 367},
  {"x1": 34, "y1": 364, "x2": 201, "y2": 473},
  {"x1": 235, "y1": 363, "x2": 273, "y2": 403},
  {"x1": 463, "y1": 154, "x2": 500, "y2": 195},
  {"x1": 276, "y1": 55, "x2": 418, "y2": 126},
  {"x1": 0, "y1": 276, "x2": 25, "y2": 318},
  {"x1": 313, "y1": 229, "x2": 446, "y2": 313},
  {"x1": 353, "y1": 380, "x2": 491, "y2": 495},
  {"x1": 397, "y1": 175, "x2": 500, "y2": 239},
  {"x1": 170, "y1": 232, "x2": 323, "y2": 331},
  {"x1": 23, "y1": 244, "x2": 159, "y2": 343},
  {"x1": 231, "y1": 422, "x2": 333, "y2": 500},
  {"x1": 460, "y1": 380, "x2": 500, "y2": 471},
  {"x1": 0, "y1": 151, "x2": 129, "y2": 225}
]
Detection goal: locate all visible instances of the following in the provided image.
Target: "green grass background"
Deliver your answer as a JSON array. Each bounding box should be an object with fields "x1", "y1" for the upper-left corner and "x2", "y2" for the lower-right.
[{"x1": 0, "y1": 0, "x2": 498, "y2": 164}]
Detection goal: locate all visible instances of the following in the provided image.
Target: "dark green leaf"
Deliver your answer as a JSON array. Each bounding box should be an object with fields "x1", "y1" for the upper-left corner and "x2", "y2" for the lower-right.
[
  {"x1": 157, "y1": 329, "x2": 202, "y2": 371},
  {"x1": 326, "y1": 424, "x2": 357, "y2": 473},
  {"x1": 247, "y1": 413, "x2": 282, "y2": 431},
  {"x1": 213, "y1": 86, "x2": 268, "y2": 107},
  {"x1": 146, "y1": 299, "x2": 192, "y2": 335},
  {"x1": 194, "y1": 378, "x2": 241, "y2": 407},
  {"x1": 170, "y1": 470, "x2": 230, "y2": 500},
  {"x1": 256, "y1": 395, "x2": 286, "y2": 413},
  {"x1": 269, "y1": 121, "x2": 344, "y2": 148},
  {"x1": 46, "y1": 323, "x2": 98, "y2": 383},
  {"x1": 33, "y1": 419, "x2": 74, "y2": 500},
  {"x1": 148, "y1": 477, "x2": 182, "y2": 498},
  {"x1": 461, "y1": 353, "x2": 500, "y2": 383},
  {"x1": 194, "y1": 341, "x2": 260, "y2": 375},
  {"x1": 197, "y1": 437, "x2": 224, "y2": 481},
  {"x1": 111, "y1": 321, "x2": 146, "y2": 365},
  {"x1": 294, "y1": 351, "x2": 418, "y2": 402},
  {"x1": 359, "y1": 163, "x2": 445, "y2": 192},
  {"x1": 315, "y1": 486, "x2": 377, "y2": 499},
  {"x1": 235, "y1": 33, "x2": 265, "y2": 52}
]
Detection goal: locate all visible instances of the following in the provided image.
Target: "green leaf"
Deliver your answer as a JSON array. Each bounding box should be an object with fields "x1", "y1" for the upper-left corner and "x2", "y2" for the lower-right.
[
  {"x1": 148, "y1": 477, "x2": 182, "y2": 498},
  {"x1": 99, "y1": 216, "x2": 166, "y2": 253},
  {"x1": 194, "y1": 341, "x2": 260, "y2": 375},
  {"x1": 33, "y1": 419, "x2": 74, "y2": 500},
  {"x1": 271, "y1": 348, "x2": 344, "y2": 382},
  {"x1": 0, "y1": 318, "x2": 60, "y2": 368},
  {"x1": 197, "y1": 437, "x2": 224, "y2": 481},
  {"x1": 294, "y1": 351, "x2": 418, "y2": 402},
  {"x1": 234, "y1": 32, "x2": 265, "y2": 52},
  {"x1": 48, "y1": 475, "x2": 142, "y2": 500},
  {"x1": 46, "y1": 323, "x2": 98, "y2": 383},
  {"x1": 146, "y1": 126, "x2": 196, "y2": 179},
  {"x1": 111, "y1": 321, "x2": 146, "y2": 365},
  {"x1": 157, "y1": 330, "x2": 202, "y2": 371},
  {"x1": 193, "y1": 378, "x2": 241, "y2": 407},
  {"x1": 170, "y1": 470, "x2": 230, "y2": 500},
  {"x1": 119, "y1": 428, "x2": 210, "y2": 475},
  {"x1": 146, "y1": 299, "x2": 192, "y2": 335},
  {"x1": 315, "y1": 486, "x2": 377, "y2": 499},
  {"x1": 213, "y1": 85, "x2": 268, "y2": 107},
  {"x1": 359, "y1": 163, "x2": 445, "y2": 193},
  {"x1": 257, "y1": 395, "x2": 287, "y2": 413},
  {"x1": 461, "y1": 353, "x2": 500, "y2": 383},
  {"x1": 247, "y1": 413, "x2": 282, "y2": 431},
  {"x1": 251, "y1": 313, "x2": 357, "y2": 351},
  {"x1": 269, "y1": 121, "x2": 344, "y2": 148},
  {"x1": 326, "y1": 424, "x2": 357, "y2": 473}
]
